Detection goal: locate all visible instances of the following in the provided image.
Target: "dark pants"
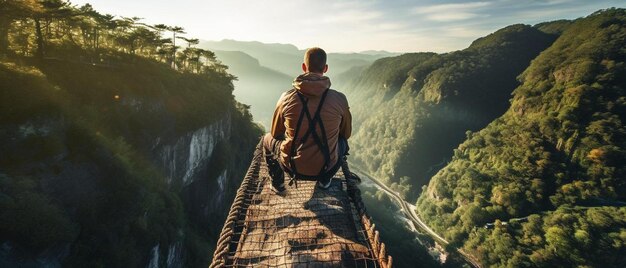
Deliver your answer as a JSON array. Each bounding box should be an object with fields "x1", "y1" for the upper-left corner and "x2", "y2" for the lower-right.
[{"x1": 262, "y1": 133, "x2": 349, "y2": 184}]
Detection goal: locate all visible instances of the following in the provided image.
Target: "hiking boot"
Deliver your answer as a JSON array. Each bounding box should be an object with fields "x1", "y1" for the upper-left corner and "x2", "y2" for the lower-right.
[
  {"x1": 317, "y1": 177, "x2": 332, "y2": 189},
  {"x1": 265, "y1": 152, "x2": 285, "y2": 193},
  {"x1": 271, "y1": 182, "x2": 286, "y2": 193}
]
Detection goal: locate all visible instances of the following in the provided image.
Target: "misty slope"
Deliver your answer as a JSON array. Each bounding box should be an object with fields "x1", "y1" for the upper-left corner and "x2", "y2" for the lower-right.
[
  {"x1": 201, "y1": 40, "x2": 302, "y2": 77},
  {"x1": 345, "y1": 24, "x2": 558, "y2": 200},
  {"x1": 333, "y1": 64, "x2": 369, "y2": 90},
  {"x1": 0, "y1": 50, "x2": 261, "y2": 267},
  {"x1": 417, "y1": 9, "x2": 626, "y2": 267},
  {"x1": 214, "y1": 50, "x2": 292, "y2": 128}
]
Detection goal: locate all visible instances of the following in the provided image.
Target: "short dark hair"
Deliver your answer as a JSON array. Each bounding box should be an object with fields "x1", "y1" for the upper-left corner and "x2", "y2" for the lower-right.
[{"x1": 304, "y1": 47, "x2": 327, "y2": 73}]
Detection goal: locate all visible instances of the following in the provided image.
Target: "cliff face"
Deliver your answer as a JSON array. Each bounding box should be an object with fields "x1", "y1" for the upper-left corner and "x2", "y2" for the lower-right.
[
  {"x1": 158, "y1": 115, "x2": 230, "y2": 188},
  {"x1": 0, "y1": 53, "x2": 262, "y2": 267},
  {"x1": 1, "y1": 115, "x2": 245, "y2": 268},
  {"x1": 147, "y1": 114, "x2": 235, "y2": 268}
]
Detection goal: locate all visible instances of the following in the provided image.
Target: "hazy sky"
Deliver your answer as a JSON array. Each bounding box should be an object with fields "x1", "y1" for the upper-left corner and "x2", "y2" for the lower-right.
[{"x1": 71, "y1": 0, "x2": 625, "y2": 53}]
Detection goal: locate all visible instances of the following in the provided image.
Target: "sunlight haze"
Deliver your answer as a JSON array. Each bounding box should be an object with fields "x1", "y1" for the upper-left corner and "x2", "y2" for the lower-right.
[{"x1": 70, "y1": 0, "x2": 625, "y2": 53}]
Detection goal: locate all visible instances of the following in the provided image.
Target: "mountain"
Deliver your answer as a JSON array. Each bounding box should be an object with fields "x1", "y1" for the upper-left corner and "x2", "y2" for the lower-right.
[
  {"x1": 199, "y1": 39, "x2": 301, "y2": 57},
  {"x1": 332, "y1": 64, "x2": 369, "y2": 90},
  {"x1": 359, "y1": 50, "x2": 400, "y2": 57},
  {"x1": 343, "y1": 23, "x2": 559, "y2": 200},
  {"x1": 201, "y1": 39, "x2": 302, "y2": 77},
  {"x1": 200, "y1": 39, "x2": 397, "y2": 77},
  {"x1": 416, "y1": 8, "x2": 626, "y2": 267},
  {"x1": 213, "y1": 50, "x2": 292, "y2": 128}
]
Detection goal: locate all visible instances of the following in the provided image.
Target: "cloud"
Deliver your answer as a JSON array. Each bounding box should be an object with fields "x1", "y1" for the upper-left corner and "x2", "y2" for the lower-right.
[
  {"x1": 320, "y1": 10, "x2": 383, "y2": 24},
  {"x1": 414, "y1": 2, "x2": 492, "y2": 22},
  {"x1": 424, "y1": 12, "x2": 484, "y2": 22},
  {"x1": 538, "y1": 0, "x2": 575, "y2": 6},
  {"x1": 415, "y1": 2, "x2": 493, "y2": 14}
]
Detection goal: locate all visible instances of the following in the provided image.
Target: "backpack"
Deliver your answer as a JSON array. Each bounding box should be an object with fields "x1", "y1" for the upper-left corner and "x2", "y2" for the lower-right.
[{"x1": 286, "y1": 88, "x2": 341, "y2": 187}]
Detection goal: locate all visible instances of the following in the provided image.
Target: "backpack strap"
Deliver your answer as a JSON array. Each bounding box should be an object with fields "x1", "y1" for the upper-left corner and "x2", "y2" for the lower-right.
[{"x1": 297, "y1": 89, "x2": 331, "y2": 174}]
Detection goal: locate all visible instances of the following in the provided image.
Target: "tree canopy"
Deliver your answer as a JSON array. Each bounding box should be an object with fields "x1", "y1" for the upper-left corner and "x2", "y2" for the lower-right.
[
  {"x1": 416, "y1": 8, "x2": 626, "y2": 267},
  {"x1": 0, "y1": 0, "x2": 227, "y2": 74}
]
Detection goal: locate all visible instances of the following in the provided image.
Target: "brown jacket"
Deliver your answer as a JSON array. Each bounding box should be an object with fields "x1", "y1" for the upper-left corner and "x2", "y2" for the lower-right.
[{"x1": 271, "y1": 72, "x2": 352, "y2": 176}]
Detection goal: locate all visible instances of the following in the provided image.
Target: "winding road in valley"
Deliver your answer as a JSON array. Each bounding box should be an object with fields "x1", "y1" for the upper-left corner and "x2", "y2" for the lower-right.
[{"x1": 352, "y1": 167, "x2": 482, "y2": 268}]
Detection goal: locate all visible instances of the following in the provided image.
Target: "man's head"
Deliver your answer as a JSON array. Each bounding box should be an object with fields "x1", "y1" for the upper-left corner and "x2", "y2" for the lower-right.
[{"x1": 302, "y1": 47, "x2": 328, "y2": 74}]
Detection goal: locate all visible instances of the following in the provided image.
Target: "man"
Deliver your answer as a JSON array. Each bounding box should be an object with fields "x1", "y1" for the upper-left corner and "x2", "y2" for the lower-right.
[{"x1": 263, "y1": 47, "x2": 352, "y2": 193}]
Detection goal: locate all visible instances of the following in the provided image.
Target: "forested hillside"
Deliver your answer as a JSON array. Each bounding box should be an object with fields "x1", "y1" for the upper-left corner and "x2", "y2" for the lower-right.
[
  {"x1": 0, "y1": 1, "x2": 261, "y2": 267},
  {"x1": 417, "y1": 9, "x2": 626, "y2": 267},
  {"x1": 345, "y1": 23, "x2": 558, "y2": 200}
]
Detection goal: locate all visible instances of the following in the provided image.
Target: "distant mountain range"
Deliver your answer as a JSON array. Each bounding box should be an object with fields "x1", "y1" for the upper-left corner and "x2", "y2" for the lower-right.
[{"x1": 200, "y1": 39, "x2": 398, "y2": 77}]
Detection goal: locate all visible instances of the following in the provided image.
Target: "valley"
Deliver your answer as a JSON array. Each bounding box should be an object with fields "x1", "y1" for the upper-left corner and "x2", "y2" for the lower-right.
[{"x1": 0, "y1": 1, "x2": 624, "y2": 267}]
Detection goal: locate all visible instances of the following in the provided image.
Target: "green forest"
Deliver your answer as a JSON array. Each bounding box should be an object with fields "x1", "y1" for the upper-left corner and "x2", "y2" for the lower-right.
[
  {"x1": 345, "y1": 22, "x2": 558, "y2": 200},
  {"x1": 416, "y1": 9, "x2": 626, "y2": 267},
  {"x1": 340, "y1": 7, "x2": 626, "y2": 268},
  {"x1": 0, "y1": 0, "x2": 261, "y2": 267}
]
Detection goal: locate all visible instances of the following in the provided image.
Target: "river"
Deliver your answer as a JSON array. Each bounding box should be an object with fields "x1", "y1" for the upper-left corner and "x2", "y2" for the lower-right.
[{"x1": 352, "y1": 168, "x2": 471, "y2": 268}]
